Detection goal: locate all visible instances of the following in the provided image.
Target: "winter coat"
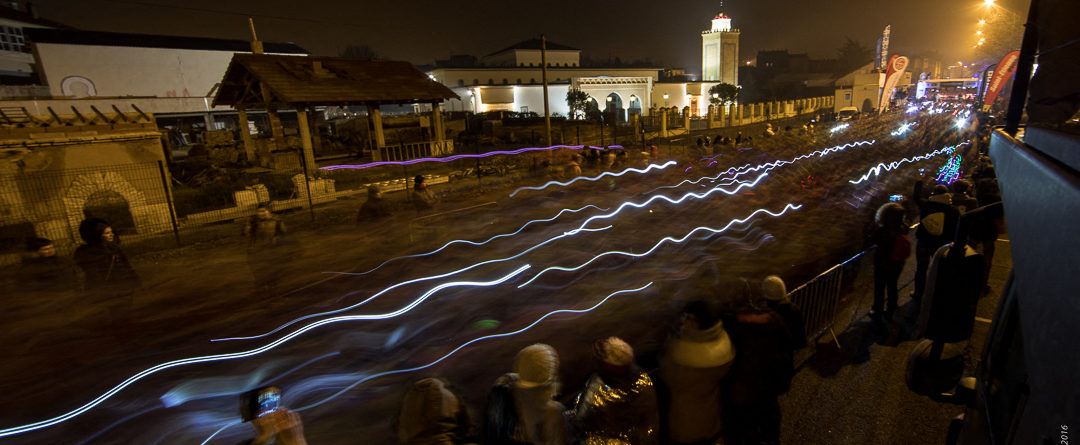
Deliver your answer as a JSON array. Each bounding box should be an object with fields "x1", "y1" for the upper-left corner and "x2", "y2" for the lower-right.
[
  {"x1": 245, "y1": 217, "x2": 286, "y2": 251},
  {"x1": 913, "y1": 185, "x2": 960, "y2": 249},
  {"x1": 766, "y1": 300, "x2": 808, "y2": 351},
  {"x1": 357, "y1": 196, "x2": 392, "y2": 223},
  {"x1": 398, "y1": 378, "x2": 471, "y2": 445},
  {"x1": 952, "y1": 193, "x2": 979, "y2": 214},
  {"x1": 872, "y1": 224, "x2": 908, "y2": 269},
  {"x1": 495, "y1": 373, "x2": 569, "y2": 445},
  {"x1": 571, "y1": 368, "x2": 660, "y2": 445},
  {"x1": 728, "y1": 309, "x2": 794, "y2": 404},
  {"x1": 659, "y1": 322, "x2": 735, "y2": 444}
]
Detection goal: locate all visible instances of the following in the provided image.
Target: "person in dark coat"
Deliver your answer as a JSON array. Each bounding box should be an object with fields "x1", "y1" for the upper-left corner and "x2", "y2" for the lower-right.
[
  {"x1": 74, "y1": 219, "x2": 140, "y2": 336},
  {"x1": 244, "y1": 205, "x2": 287, "y2": 292},
  {"x1": 871, "y1": 202, "x2": 910, "y2": 324},
  {"x1": 19, "y1": 237, "x2": 78, "y2": 296},
  {"x1": 726, "y1": 297, "x2": 792, "y2": 445},
  {"x1": 660, "y1": 300, "x2": 736, "y2": 445},
  {"x1": 357, "y1": 185, "x2": 391, "y2": 224},
  {"x1": 911, "y1": 182, "x2": 960, "y2": 306},
  {"x1": 74, "y1": 218, "x2": 140, "y2": 298},
  {"x1": 951, "y1": 180, "x2": 979, "y2": 214},
  {"x1": 413, "y1": 175, "x2": 439, "y2": 211},
  {"x1": 762, "y1": 275, "x2": 807, "y2": 350},
  {"x1": 570, "y1": 336, "x2": 660, "y2": 445}
]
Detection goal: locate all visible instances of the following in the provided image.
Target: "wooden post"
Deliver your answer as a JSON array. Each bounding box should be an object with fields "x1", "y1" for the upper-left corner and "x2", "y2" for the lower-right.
[
  {"x1": 659, "y1": 107, "x2": 668, "y2": 138},
  {"x1": 296, "y1": 108, "x2": 317, "y2": 178},
  {"x1": 267, "y1": 109, "x2": 285, "y2": 150},
  {"x1": 237, "y1": 108, "x2": 255, "y2": 162},
  {"x1": 431, "y1": 101, "x2": 444, "y2": 154},
  {"x1": 369, "y1": 104, "x2": 386, "y2": 147}
]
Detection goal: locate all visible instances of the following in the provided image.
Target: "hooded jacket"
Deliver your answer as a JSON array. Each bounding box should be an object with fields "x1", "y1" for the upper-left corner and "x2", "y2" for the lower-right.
[
  {"x1": 913, "y1": 182, "x2": 960, "y2": 248},
  {"x1": 659, "y1": 322, "x2": 735, "y2": 444},
  {"x1": 397, "y1": 378, "x2": 470, "y2": 445}
]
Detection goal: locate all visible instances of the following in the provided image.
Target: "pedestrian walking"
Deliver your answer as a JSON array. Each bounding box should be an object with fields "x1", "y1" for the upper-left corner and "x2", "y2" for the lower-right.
[
  {"x1": 871, "y1": 203, "x2": 910, "y2": 326},
  {"x1": 398, "y1": 377, "x2": 472, "y2": 445},
  {"x1": 659, "y1": 300, "x2": 735, "y2": 445},
  {"x1": 244, "y1": 204, "x2": 287, "y2": 293},
  {"x1": 74, "y1": 218, "x2": 140, "y2": 336},
  {"x1": 484, "y1": 343, "x2": 569, "y2": 445},
  {"x1": 570, "y1": 336, "x2": 660, "y2": 445},
  {"x1": 357, "y1": 185, "x2": 391, "y2": 224},
  {"x1": 413, "y1": 175, "x2": 439, "y2": 211}
]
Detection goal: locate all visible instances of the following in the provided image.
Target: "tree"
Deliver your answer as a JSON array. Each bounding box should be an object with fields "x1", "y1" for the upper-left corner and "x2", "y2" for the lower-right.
[
  {"x1": 566, "y1": 88, "x2": 590, "y2": 120},
  {"x1": 973, "y1": 11, "x2": 1023, "y2": 63},
  {"x1": 836, "y1": 37, "x2": 874, "y2": 74},
  {"x1": 708, "y1": 83, "x2": 739, "y2": 105},
  {"x1": 340, "y1": 44, "x2": 377, "y2": 59}
]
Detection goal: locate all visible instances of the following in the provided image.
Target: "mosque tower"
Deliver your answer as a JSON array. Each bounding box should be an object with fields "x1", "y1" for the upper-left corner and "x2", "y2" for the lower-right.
[{"x1": 701, "y1": 12, "x2": 740, "y2": 84}]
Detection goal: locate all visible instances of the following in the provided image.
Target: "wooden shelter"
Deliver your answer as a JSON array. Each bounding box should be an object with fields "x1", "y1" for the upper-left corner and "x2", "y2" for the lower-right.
[{"x1": 212, "y1": 54, "x2": 459, "y2": 170}]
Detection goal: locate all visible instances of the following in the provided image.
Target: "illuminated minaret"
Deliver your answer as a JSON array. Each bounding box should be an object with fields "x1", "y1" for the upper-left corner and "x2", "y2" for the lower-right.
[{"x1": 701, "y1": 12, "x2": 740, "y2": 84}]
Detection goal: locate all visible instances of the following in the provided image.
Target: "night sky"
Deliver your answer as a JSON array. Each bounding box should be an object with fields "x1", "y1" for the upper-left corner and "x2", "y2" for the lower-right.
[{"x1": 33, "y1": 0, "x2": 1030, "y2": 72}]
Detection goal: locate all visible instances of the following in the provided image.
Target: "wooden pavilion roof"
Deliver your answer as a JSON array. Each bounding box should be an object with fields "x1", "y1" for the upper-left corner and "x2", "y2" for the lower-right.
[{"x1": 212, "y1": 54, "x2": 458, "y2": 109}]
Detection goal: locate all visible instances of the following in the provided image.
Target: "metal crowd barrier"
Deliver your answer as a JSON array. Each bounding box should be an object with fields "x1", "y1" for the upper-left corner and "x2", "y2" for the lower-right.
[{"x1": 787, "y1": 251, "x2": 868, "y2": 349}]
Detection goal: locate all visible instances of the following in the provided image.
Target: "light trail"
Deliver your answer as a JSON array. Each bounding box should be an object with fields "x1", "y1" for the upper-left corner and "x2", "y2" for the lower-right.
[
  {"x1": 519, "y1": 204, "x2": 802, "y2": 288},
  {"x1": 891, "y1": 122, "x2": 917, "y2": 136},
  {"x1": 320, "y1": 144, "x2": 624, "y2": 171},
  {"x1": 575, "y1": 172, "x2": 770, "y2": 231},
  {"x1": 346, "y1": 204, "x2": 609, "y2": 277},
  {"x1": 508, "y1": 161, "x2": 677, "y2": 197},
  {"x1": 213, "y1": 225, "x2": 611, "y2": 343},
  {"x1": 848, "y1": 142, "x2": 969, "y2": 184},
  {"x1": 201, "y1": 281, "x2": 654, "y2": 444},
  {"x1": 0, "y1": 266, "x2": 530, "y2": 439},
  {"x1": 76, "y1": 352, "x2": 341, "y2": 445},
  {"x1": 830, "y1": 123, "x2": 850, "y2": 133}
]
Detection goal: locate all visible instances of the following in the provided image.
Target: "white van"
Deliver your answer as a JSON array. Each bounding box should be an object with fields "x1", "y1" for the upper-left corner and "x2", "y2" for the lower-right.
[{"x1": 836, "y1": 107, "x2": 860, "y2": 121}]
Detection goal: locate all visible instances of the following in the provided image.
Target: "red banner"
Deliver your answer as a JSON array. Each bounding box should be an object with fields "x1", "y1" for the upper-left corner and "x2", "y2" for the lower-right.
[
  {"x1": 983, "y1": 50, "x2": 1020, "y2": 109},
  {"x1": 878, "y1": 55, "x2": 909, "y2": 113}
]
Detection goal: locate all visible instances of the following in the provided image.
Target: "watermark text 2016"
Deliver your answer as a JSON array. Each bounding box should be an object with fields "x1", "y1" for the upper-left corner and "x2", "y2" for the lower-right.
[{"x1": 1062, "y1": 424, "x2": 1070, "y2": 445}]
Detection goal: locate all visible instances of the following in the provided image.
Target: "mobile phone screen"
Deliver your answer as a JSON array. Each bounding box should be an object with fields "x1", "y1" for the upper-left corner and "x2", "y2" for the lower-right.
[{"x1": 257, "y1": 389, "x2": 280, "y2": 417}]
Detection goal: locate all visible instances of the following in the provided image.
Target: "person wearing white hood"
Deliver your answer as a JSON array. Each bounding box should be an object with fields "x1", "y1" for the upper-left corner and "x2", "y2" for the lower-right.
[
  {"x1": 484, "y1": 343, "x2": 569, "y2": 445},
  {"x1": 660, "y1": 300, "x2": 736, "y2": 445}
]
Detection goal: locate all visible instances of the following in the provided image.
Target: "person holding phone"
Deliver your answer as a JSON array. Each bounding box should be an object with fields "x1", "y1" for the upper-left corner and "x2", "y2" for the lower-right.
[{"x1": 242, "y1": 387, "x2": 308, "y2": 445}]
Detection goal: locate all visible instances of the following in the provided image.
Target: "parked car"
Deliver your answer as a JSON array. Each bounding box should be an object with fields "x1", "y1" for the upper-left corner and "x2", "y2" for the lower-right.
[{"x1": 836, "y1": 107, "x2": 860, "y2": 121}]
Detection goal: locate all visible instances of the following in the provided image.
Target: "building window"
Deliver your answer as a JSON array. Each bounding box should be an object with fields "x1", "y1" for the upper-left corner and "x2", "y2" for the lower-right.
[
  {"x1": 844, "y1": 93, "x2": 851, "y2": 101},
  {"x1": 473, "y1": 79, "x2": 479, "y2": 85},
  {"x1": 520, "y1": 63, "x2": 525, "y2": 67},
  {"x1": 516, "y1": 78, "x2": 521, "y2": 84},
  {"x1": 0, "y1": 26, "x2": 26, "y2": 52},
  {"x1": 502, "y1": 78, "x2": 508, "y2": 84},
  {"x1": 457, "y1": 80, "x2": 465, "y2": 87},
  {"x1": 530, "y1": 78, "x2": 536, "y2": 83},
  {"x1": 488, "y1": 79, "x2": 494, "y2": 85}
]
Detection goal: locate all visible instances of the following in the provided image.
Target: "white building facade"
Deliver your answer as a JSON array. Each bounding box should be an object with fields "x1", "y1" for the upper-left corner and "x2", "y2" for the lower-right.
[{"x1": 701, "y1": 13, "x2": 739, "y2": 85}]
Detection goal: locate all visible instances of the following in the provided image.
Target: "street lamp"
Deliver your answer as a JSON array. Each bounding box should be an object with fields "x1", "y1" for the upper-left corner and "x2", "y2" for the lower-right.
[
  {"x1": 983, "y1": 0, "x2": 994, "y2": 6},
  {"x1": 606, "y1": 96, "x2": 616, "y2": 144}
]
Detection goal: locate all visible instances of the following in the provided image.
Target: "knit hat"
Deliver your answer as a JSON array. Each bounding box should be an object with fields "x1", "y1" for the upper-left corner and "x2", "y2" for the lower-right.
[
  {"x1": 593, "y1": 337, "x2": 634, "y2": 367},
  {"x1": 931, "y1": 184, "x2": 950, "y2": 196},
  {"x1": 762, "y1": 275, "x2": 788, "y2": 302},
  {"x1": 513, "y1": 344, "x2": 559, "y2": 388}
]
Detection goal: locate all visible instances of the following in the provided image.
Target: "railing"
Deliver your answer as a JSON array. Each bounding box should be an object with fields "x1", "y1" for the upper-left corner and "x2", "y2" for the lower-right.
[
  {"x1": 376, "y1": 140, "x2": 455, "y2": 162},
  {"x1": 788, "y1": 259, "x2": 847, "y2": 348}
]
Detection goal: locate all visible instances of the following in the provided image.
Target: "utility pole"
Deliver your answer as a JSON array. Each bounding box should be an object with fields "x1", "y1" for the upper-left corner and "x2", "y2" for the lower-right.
[{"x1": 541, "y1": 35, "x2": 552, "y2": 146}]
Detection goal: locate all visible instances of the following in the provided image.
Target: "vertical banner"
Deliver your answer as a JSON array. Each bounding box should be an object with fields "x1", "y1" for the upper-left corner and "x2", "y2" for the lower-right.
[
  {"x1": 875, "y1": 37, "x2": 884, "y2": 70},
  {"x1": 982, "y1": 50, "x2": 1021, "y2": 110},
  {"x1": 880, "y1": 25, "x2": 891, "y2": 70},
  {"x1": 878, "y1": 54, "x2": 909, "y2": 114}
]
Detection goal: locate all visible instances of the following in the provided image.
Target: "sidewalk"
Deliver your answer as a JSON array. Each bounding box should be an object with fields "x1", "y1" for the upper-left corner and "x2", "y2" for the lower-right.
[{"x1": 780, "y1": 237, "x2": 1011, "y2": 444}]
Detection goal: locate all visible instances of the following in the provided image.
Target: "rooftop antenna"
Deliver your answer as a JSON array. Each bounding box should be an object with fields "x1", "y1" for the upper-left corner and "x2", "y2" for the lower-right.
[{"x1": 248, "y1": 17, "x2": 264, "y2": 54}]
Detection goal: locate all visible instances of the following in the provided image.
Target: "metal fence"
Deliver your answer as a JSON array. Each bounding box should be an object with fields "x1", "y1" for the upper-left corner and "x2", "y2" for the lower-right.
[{"x1": 0, "y1": 161, "x2": 178, "y2": 262}]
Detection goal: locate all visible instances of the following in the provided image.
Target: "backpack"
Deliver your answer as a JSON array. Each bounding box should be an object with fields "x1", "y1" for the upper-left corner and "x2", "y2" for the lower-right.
[{"x1": 892, "y1": 233, "x2": 912, "y2": 262}]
